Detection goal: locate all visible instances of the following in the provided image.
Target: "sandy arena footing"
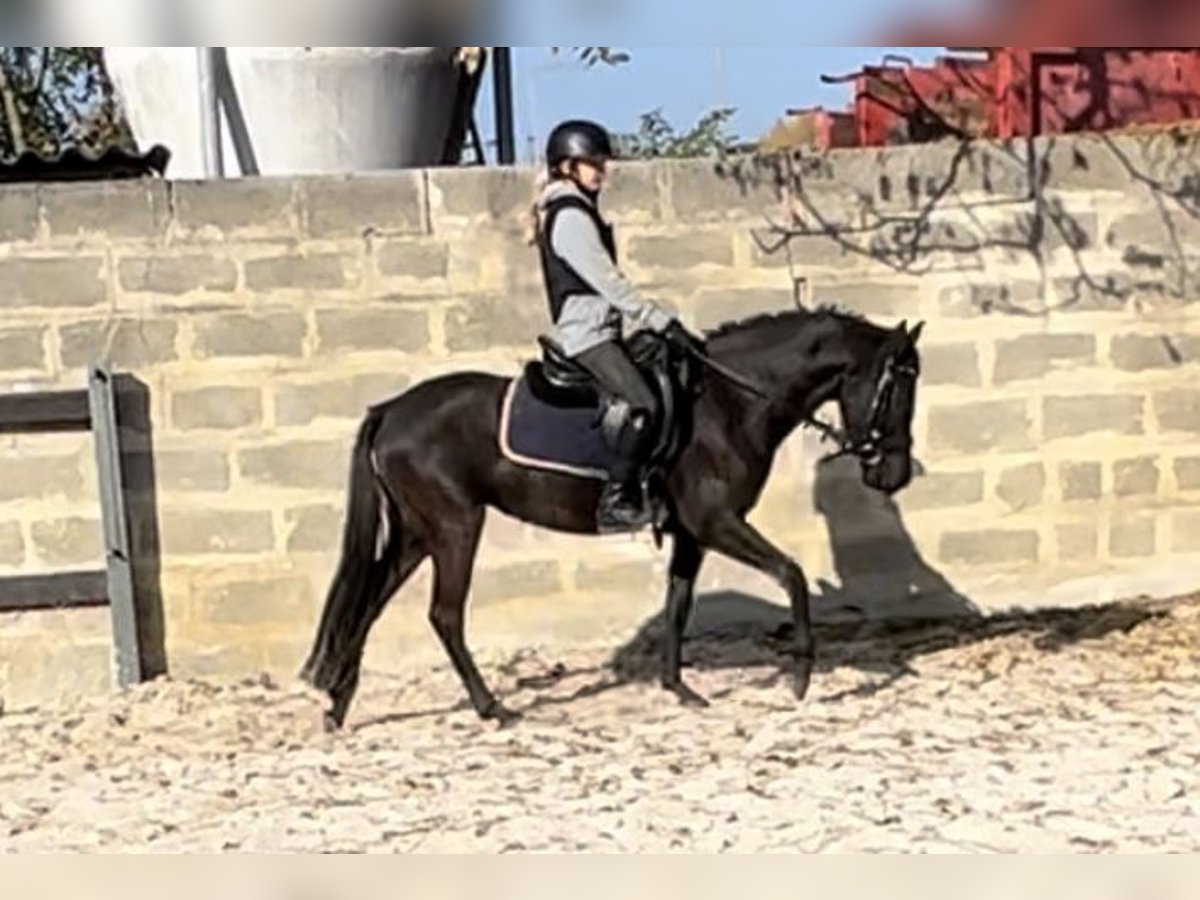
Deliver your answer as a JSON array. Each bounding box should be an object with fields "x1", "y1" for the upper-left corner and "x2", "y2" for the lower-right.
[{"x1": 2, "y1": 593, "x2": 1198, "y2": 852}]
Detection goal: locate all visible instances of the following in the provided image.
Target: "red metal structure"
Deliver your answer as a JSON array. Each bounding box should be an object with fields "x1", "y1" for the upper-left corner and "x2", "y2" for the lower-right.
[
  {"x1": 990, "y1": 47, "x2": 1200, "y2": 139},
  {"x1": 848, "y1": 52, "x2": 995, "y2": 146},
  {"x1": 885, "y1": 0, "x2": 1200, "y2": 51},
  {"x1": 806, "y1": 47, "x2": 1200, "y2": 150}
]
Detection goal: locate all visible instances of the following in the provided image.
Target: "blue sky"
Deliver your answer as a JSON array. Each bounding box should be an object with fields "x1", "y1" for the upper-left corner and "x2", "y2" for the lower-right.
[
  {"x1": 492, "y1": 0, "x2": 983, "y2": 45},
  {"x1": 474, "y1": 46, "x2": 955, "y2": 164}
]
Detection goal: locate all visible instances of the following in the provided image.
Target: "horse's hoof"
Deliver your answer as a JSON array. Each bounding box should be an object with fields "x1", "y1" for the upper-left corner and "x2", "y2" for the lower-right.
[
  {"x1": 793, "y1": 669, "x2": 812, "y2": 702},
  {"x1": 484, "y1": 703, "x2": 523, "y2": 729},
  {"x1": 496, "y1": 710, "x2": 523, "y2": 729},
  {"x1": 322, "y1": 711, "x2": 343, "y2": 734},
  {"x1": 494, "y1": 710, "x2": 523, "y2": 729},
  {"x1": 665, "y1": 680, "x2": 710, "y2": 709}
]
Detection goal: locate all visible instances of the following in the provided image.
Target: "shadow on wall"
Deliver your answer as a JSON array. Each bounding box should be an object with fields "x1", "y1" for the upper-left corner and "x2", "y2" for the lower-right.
[
  {"x1": 726, "y1": 126, "x2": 1200, "y2": 320},
  {"x1": 809, "y1": 454, "x2": 978, "y2": 622}
]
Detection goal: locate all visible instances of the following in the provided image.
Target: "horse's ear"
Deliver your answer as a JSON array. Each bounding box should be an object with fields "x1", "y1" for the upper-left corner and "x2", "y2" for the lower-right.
[
  {"x1": 896, "y1": 319, "x2": 908, "y2": 333},
  {"x1": 908, "y1": 320, "x2": 925, "y2": 344}
]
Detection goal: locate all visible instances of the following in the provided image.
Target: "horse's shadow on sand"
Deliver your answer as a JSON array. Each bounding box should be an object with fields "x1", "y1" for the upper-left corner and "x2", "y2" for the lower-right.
[
  {"x1": 606, "y1": 456, "x2": 1162, "y2": 695},
  {"x1": 354, "y1": 457, "x2": 1166, "y2": 727}
]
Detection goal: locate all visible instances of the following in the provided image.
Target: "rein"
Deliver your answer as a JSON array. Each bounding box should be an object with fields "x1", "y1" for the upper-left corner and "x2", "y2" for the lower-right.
[
  {"x1": 688, "y1": 347, "x2": 772, "y2": 400},
  {"x1": 684, "y1": 341, "x2": 915, "y2": 463}
]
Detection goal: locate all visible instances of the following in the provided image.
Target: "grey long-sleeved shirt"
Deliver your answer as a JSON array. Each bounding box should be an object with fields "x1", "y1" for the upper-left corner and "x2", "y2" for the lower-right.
[{"x1": 539, "y1": 180, "x2": 675, "y2": 356}]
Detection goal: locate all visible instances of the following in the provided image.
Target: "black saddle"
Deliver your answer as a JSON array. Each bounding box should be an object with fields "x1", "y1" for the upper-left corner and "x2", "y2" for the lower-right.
[
  {"x1": 523, "y1": 330, "x2": 702, "y2": 476},
  {"x1": 524, "y1": 336, "x2": 600, "y2": 408}
]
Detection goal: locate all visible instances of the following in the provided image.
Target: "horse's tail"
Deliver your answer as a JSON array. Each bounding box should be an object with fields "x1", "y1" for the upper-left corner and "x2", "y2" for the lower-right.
[
  {"x1": 337, "y1": 405, "x2": 393, "y2": 577},
  {"x1": 299, "y1": 405, "x2": 397, "y2": 693}
]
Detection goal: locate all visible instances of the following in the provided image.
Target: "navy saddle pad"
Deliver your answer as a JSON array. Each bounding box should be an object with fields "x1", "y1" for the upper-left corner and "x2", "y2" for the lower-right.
[{"x1": 498, "y1": 375, "x2": 619, "y2": 480}]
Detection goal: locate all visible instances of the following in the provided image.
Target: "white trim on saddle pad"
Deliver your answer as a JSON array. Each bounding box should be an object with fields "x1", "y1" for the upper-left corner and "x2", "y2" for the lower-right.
[{"x1": 497, "y1": 377, "x2": 609, "y2": 481}]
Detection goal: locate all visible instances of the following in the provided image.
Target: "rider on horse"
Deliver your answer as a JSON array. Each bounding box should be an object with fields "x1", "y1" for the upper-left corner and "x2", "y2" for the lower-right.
[{"x1": 532, "y1": 118, "x2": 701, "y2": 531}]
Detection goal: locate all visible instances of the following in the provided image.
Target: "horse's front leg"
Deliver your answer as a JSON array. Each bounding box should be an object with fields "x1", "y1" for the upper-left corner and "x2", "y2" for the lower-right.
[
  {"x1": 700, "y1": 514, "x2": 813, "y2": 701},
  {"x1": 661, "y1": 531, "x2": 707, "y2": 707}
]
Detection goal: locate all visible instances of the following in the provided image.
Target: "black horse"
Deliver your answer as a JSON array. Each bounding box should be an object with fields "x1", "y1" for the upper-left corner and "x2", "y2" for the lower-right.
[{"x1": 299, "y1": 305, "x2": 924, "y2": 729}]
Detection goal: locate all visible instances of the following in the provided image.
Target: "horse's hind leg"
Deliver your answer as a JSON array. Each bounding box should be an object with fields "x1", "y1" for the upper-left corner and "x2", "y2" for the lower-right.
[
  {"x1": 324, "y1": 540, "x2": 426, "y2": 730},
  {"x1": 427, "y1": 508, "x2": 519, "y2": 727}
]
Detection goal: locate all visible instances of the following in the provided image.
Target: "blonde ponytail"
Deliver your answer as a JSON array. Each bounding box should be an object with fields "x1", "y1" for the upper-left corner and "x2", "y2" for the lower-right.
[{"x1": 524, "y1": 169, "x2": 551, "y2": 246}]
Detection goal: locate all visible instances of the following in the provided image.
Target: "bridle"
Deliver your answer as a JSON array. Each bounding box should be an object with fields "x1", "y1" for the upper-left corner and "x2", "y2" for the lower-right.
[
  {"x1": 808, "y1": 354, "x2": 917, "y2": 463},
  {"x1": 686, "y1": 342, "x2": 916, "y2": 465}
]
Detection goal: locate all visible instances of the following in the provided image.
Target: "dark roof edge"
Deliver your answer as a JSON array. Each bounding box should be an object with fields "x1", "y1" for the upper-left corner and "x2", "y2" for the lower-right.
[{"x1": 0, "y1": 144, "x2": 171, "y2": 184}]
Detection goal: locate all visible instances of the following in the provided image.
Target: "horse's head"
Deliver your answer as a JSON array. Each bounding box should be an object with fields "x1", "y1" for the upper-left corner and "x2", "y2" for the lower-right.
[
  {"x1": 698, "y1": 306, "x2": 923, "y2": 495},
  {"x1": 835, "y1": 318, "x2": 922, "y2": 495}
]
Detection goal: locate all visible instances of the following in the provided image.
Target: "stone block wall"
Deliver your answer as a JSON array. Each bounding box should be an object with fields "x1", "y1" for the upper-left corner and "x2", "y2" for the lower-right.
[{"x1": 2, "y1": 128, "x2": 1199, "y2": 708}]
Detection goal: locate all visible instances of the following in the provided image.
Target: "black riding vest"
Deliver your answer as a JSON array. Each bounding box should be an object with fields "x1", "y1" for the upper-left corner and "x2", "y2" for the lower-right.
[{"x1": 536, "y1": 193, "x2": 618, "y2": 323}]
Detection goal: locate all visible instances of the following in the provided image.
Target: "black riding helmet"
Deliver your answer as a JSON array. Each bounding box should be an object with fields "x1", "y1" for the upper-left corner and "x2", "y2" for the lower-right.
[{"x1": 545, "y1": 119, "x2": 615, "y2": 172}]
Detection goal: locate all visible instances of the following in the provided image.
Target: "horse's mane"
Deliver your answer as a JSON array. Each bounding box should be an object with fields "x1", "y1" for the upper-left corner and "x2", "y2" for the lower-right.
[{"x1": 703, "y1": 303, "x2": 867, "y2": 342}]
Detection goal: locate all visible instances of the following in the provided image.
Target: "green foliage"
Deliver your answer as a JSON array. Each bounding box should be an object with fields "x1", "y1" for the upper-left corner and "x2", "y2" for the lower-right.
[
  {"x1": 614, "y1": 107, "x2": 742, "y2": 159},
  {"x1": 544, "y1": 49, "x2": 742, "y2": 159},
  {"x1": 0, "y1": 47, "x2": 134, "y2": 158}
]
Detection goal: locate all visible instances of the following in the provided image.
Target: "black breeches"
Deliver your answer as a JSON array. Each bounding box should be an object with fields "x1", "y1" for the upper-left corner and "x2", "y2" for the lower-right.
[{"x1": 574, "y1": 340, "x2": 659, "y2": 481}]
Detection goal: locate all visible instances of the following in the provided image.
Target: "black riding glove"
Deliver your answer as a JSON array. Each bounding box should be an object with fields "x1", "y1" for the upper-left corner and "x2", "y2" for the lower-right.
[{"x1": 665, "y1": 319, "x2": 706, "y2": 356}]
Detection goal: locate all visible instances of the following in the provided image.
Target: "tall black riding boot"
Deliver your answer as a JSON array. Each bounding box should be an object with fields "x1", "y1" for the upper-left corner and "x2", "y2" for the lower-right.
[
  {"x1": 596, "y1": 410, "x2": 655, "y2": 533},
  {"x1": 596, "y1": 473, "x2": 653, "y2": 533}
]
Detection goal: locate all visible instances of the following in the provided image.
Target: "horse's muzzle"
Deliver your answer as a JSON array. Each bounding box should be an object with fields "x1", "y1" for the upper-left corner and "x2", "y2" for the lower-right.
[{"x1": 862, "y1": 451, "x2": 912, "y2": 495}]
